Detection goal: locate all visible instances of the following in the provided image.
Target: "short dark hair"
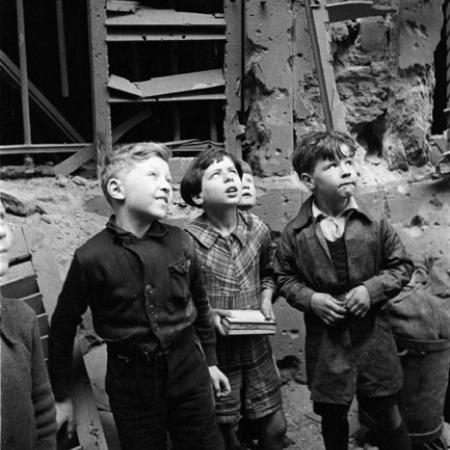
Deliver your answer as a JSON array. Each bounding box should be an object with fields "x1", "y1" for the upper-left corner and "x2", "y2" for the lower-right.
[
  {"x1": 292, "y1": 131, "x2": 357, "y2": 176},
  {"x1": 180, "y1": 148, "x2": 243, "y2": 207},
  {"x1": 240, "y1": 160, "x2": 253, "y2": 176}
]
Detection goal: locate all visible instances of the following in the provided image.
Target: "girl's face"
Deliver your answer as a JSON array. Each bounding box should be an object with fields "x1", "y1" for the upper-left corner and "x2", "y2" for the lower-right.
[{"x1": 239, "y1": 173, "x2": 257, "y2": 209}]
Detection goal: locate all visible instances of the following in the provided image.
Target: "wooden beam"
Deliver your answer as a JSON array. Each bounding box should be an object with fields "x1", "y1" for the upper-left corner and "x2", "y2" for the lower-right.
[
  {"x1": 223, "y1": 0, "x2": 243, "y2": 157},
  {"x1": 87, "y1": 0, "x2": 112, "y2": 168},
  {"x1": 16, "y1": 0, "x2": 31, "y2": 144},
  {"x1": 105, "y1": 8, "x2": 225, "y2": 27},
  {"x1": 0, "y1": 50, "x2": 85, "y2": 142},
  {"x1": 304, "y1": 0, "x2": 347, "y2": 132},
  {"x1": 109, "y1": 69, "x2": 224, "y2": 98},
  {"x1": 53, "y1": 144, "x2": 96, "y2": 176},
  {"x1": 112, "y1": 109, "x2": 152, "y2": 143},
  {"x1": 109, "y1": 92, "x2": 226, "y2": 103},
  {"x1": 56, "y1": 0, "x2": 69, "y2": 97},
  {"x1": 0, "y1": 143, "x2": 91, "y2": 155},
  {"x1": 326, "y1": 1, "x2": 396, "y2": 23}
]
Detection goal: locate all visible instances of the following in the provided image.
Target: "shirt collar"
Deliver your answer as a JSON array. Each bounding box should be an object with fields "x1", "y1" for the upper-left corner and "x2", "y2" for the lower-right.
[
  {"x1": 292, "y1": 195, "x2": 373, "y2": 231},
  {"x1": 106, "y1": 215, "x2": 168, "y2": 244},
  {"x1": 311, "y1": 196, "x2": 359, "y2": 221},
  {"x1": 187, "y1": 210, "x2": 249, "y2": 249}
]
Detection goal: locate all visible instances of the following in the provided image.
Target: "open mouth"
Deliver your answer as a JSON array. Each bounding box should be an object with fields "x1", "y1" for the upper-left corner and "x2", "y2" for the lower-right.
[
  {"x1": 241, "y1": 192, "x2": 252, "y2": 198},
  {"x1": 225, "y1": 186, "x2": 238, "y2": 194},
  {"x1": 155, "y1": 196, "x2": 168, "y2": 204},
  {"x1": 340, "y1": 182, "x2": 355, "y2": 188}
]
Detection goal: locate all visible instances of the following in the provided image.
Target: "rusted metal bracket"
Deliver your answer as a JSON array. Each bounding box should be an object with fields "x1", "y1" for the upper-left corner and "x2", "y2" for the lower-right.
[{"x1": 305, "y1": 0, "x2": 396, "y2": 132}]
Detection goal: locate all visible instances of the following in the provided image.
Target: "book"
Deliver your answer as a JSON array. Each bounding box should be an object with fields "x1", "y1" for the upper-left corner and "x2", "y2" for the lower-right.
[{"x1": 221, "y1": 310, "x2": 276, "y2": 336}]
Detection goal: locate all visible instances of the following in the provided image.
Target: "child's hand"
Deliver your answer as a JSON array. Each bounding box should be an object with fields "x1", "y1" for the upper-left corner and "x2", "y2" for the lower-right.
[
  {"x1": 261, "y1": 288, "x2": 275, "y2": 320},
  {"x1": 55, "y1": 398, "x2": 75, "y2": 439},
  {"x1": 208, "y1": 365, "x2": 231, "y2": 398},
  {"x1": 212, "y1": 308, "x2": 233, "y2": 336},
  {"x1": 310, "y1": 293, "x2": 347, "y2": 326},
  {"x1": 345, "y1": 285, "x2": 371, "y2": 317}
]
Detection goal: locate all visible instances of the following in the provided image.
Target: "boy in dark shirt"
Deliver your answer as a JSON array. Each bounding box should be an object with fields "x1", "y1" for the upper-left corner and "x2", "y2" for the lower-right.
[
  {"x1": 275, "y1": 131, "x2": 413, "y2": 450},
  {"x1": 48, "y1": 142, "x2": 230, "y2": 450}
]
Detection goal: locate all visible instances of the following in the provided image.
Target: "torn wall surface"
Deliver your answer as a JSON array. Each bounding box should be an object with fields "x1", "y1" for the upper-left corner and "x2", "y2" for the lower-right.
[{"x1": 235, "y1": 0, "x2": 445, "y2": 176}]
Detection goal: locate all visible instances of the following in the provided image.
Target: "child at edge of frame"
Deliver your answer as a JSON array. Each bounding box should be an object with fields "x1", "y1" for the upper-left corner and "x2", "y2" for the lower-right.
[
  {"x1": 180, "y1": 148, "x2": 287, "y2": 450},
  {"x1": 275, "y1": 130, "x2": 414, "y2": 450},
  {"x1": 47, "y1": 142, "x2": 231, "y2": 450}
]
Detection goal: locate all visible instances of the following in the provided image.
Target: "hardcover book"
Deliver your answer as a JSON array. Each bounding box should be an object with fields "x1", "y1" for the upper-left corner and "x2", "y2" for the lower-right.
[{"x1": 221, "y1": 310, "x2": 276, "y2": 336}]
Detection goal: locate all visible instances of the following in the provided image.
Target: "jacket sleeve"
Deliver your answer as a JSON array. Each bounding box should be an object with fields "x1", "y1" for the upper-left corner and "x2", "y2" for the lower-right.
[
  {"x1": 259, "y1": 222, "x2": 276, "y2": 292},
  {"x1": 363, "y1": 219, "x2": 413, "y2": 306},
  {"x1": 48, "y1": 253, "x2": 89, "y2": 400},
  {"x1": 188, "y1": 240, "x2": 217, "y2": 366},
  {"x1": 275, "y1": 227, "x2": 315, "y2": 312},
  {"x1": 31, "y1": 316, "x2": 57, "y2": 449}
]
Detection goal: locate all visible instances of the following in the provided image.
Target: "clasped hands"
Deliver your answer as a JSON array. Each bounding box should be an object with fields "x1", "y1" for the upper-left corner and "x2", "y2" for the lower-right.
[{"x1": 310, "y1": 285, "x2": 371, "y2": 326}]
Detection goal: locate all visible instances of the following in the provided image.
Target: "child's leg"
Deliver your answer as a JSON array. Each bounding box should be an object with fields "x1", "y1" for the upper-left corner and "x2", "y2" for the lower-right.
[
  {"x1": 105, "y1": 353, "x2": 168, "y2": 450},
  {"x1": 166, "y1": 339, "x2": 224, "y2": 450},
  {"x1": 358, "y1": 396, "x2": 411, "y2": 450},
  {"x1": 314, "y1": 402, "x2": 351, "y2": 450},
  {"x1": 256, "y1": 408, "x2": 287, "y2": 450}
]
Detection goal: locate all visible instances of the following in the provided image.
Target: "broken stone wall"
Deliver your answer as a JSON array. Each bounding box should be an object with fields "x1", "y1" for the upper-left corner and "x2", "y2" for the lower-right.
[{"x1": 242, "y1": 0, "x2": 445, "y2": 174}]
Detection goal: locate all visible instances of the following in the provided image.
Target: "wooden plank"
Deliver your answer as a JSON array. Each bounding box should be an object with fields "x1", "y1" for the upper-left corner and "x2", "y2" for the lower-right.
[
  {"x1": 305, "y1": 0, "x2": 347, "y2": 132},
  {"x1": 36, "y1": 313, "x2": 50, "y2": 336},
  {"x1": 109, "y1": 69, "x2": 224, "y2": 98},
  {"x1": 22, "y1": 228, "x2": 62, "y2": 319},
  {"x1": 16, "y1": 0, "x2": 31, "y2": 144},
  {"x1": 0, "y1": 272, "x2": 38, "y2": 299},
  {"x1": 0, "y1": 50, "x2": 84, "y2": 143},
  {"x1": 107, "y1": 0, "x2": 139, "y2": 13},
  {"x1": 56, "y1": 0, "x2": 69, "y2": 97},
  {"x1": 8, "y1": 226, "x2": 30, "y2": 265},
  {"x1": 107, "y1": 29, "x2": 226, "y2": 42},
  {"x1": 137, "y1": 69, "x2": 224, "y2": 97},
  {"x1": 112, "y1": 109, "x2": 152, "y2": 143},
  {"x1": 87, "y1": 0, "x2": 111, "y2": 169},
  {"x1": 106, "y1": 8, "x2": 226, "y2": 27},
  {"x1": 0, "y1": 143, "x2": 91, "y2": 156},
  {"x1": 223, "y1": 0, "x2": 243, "y2": 157},
  {"x1": 22, "y1": 292, "x2": 45, "y2": 315},
  {"x1": 53, "y1": 144, "x2": 96, "y2": 176},
  {"x1": 109, "y1": 92, "x2": 226, "y2": 103},
  {"x1": 71, "y1": 340, "x2": 108, "y2": 450},
  {"x1": 108, "y1": 74, "x2": 141, "y2": 97},
  {"x1": 326, "y1": 1, "x2": 396, "y2": 23}
]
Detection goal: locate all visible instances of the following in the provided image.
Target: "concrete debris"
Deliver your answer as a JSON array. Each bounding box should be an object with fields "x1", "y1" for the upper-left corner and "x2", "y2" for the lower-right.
[{"x1": 0, "y1": 192, "x2": 46, "y2": 216}]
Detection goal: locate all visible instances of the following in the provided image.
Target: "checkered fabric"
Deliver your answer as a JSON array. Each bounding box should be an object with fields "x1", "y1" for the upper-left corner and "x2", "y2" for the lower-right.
[
  {"x1": 214, "y1": 335, "x2": 282, "y2": 423},
  {"x1": 186, "y1": 211, "x2": 275, "y2": 310}
]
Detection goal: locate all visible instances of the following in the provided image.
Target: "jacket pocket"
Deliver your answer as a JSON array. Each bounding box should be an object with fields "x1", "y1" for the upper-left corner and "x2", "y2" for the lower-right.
[{"x1": 168, "y1": 257, "x2": 190, "y2": 310}]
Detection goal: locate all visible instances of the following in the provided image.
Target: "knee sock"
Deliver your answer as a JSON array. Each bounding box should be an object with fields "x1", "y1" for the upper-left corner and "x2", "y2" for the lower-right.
[
  {"x1": 321, "y1": 414, "x2": 349, "y2": 450},
  {"x1": 380, "y1": 420, "x2": 411, "y2": 450}
]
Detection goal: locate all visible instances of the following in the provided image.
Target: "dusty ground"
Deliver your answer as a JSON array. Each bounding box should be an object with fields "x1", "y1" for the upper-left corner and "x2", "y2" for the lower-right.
[{"x1": 1, "y1": 159, "x2": 449, "y2": 449}]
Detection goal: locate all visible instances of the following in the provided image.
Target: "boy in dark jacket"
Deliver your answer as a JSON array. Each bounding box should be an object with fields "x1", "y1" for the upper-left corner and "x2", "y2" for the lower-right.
[
  {"x1": 48, "y1": 142, "x2": 230, "y2": 450},
  {"x1": 1, "y1": 202, "x2": 57, "y2": 450},
  {"x1": 275, "y1": 131, "x2": 413, "y2": 450}
]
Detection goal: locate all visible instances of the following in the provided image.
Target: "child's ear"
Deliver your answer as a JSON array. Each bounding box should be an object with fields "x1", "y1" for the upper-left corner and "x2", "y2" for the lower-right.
[
  {"x1": 300, "y1": 172, "x2": 315, "y2": 191},
  {"x1": 107, "y1": 178, "x2": 125, "y2": 201},
  {"x1": 191, "y1": 193, "x2": 204, "y2": 207}
]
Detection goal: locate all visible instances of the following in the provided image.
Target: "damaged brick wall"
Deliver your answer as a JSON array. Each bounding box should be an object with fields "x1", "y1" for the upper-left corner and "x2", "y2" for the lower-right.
[{"x1": 240, "y1": 0, "x2": 445, "y2": 175}]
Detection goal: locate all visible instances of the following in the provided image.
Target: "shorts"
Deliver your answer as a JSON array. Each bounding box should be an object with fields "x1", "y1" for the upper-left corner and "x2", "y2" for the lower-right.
[{"x1": 215, "y1": 335, "x2": 282, "y2": 424}]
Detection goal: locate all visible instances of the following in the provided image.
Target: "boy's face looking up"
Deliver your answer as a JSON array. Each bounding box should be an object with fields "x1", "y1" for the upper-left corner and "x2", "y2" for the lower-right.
[
  {"x1": 194, "y1": 156, "x2": 242, "y2": 208},
  {"x1": 108, "y1": 156, "x2": 173, "y2": 221},
  {"x1": 301, "y1": 144, "x2": 357, "y2": 202},
  {"x1": 239, "y1": 173, "x2": 257, "y2": 209}
]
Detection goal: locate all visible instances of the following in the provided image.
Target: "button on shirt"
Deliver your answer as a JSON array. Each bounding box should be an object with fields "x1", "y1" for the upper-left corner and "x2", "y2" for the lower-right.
[
  {"x1": 186, "y1": 211, "x2": 275, "y2": 311},
  {"x1": 312, "y1": 197, "x2": 359, "y2": 242}
]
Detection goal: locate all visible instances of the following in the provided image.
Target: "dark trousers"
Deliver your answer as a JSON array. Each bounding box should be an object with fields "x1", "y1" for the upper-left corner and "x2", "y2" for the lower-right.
[
  {"x1": 314, "y1": 396, "x2": 411, "y2": 450},
  {"x1": 105, "y1": 338, "x2": 224, "y2": 450}
]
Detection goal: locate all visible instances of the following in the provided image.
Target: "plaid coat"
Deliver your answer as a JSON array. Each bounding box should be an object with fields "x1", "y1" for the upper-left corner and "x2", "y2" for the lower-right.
[{"x1": 275, "y1": 196, "x2": 413, "y2": 404}]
